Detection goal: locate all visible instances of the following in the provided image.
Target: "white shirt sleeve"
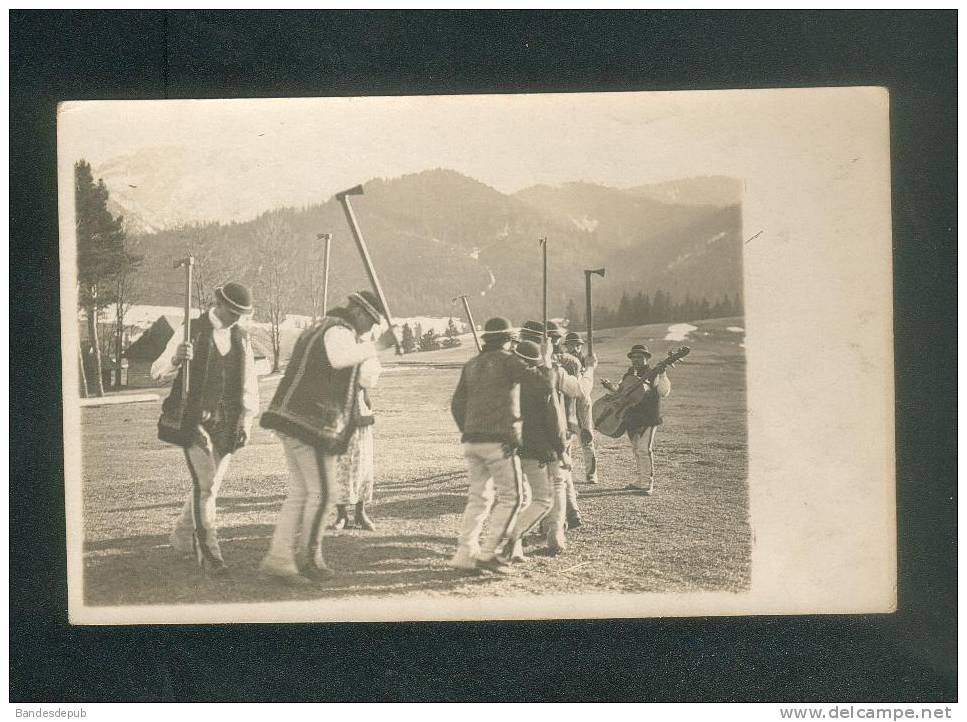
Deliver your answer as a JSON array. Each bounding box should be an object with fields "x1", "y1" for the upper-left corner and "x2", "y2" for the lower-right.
[
  {"x1": 240, "y1": 335, "x2": 260, "y2": 431},
  {"x1": 357, "y1": 356, "x2": 382, "y2": 389},
  {"x1": 324, "y1": 325, "x2": 378, "y2": 370},
  {"x1": 558, "y1": 367, "x2": 584, "y2": 399},
  {"x1": 579, "y1": 366, "x2": 594, "y2": 397},
  {"x1": 150, "y1": 324, "x2": 186, "y2": 382}
]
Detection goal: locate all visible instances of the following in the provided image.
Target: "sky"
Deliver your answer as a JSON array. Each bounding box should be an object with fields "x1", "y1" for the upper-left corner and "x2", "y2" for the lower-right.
[{"x1": 57, "y1": 88, "x2": 885, "y2": 224}]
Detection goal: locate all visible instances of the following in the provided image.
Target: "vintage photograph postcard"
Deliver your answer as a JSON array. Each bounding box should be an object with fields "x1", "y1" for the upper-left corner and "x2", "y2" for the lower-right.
[{"x1": 57, "y1": 88, "x2": 895, "y2": 624}]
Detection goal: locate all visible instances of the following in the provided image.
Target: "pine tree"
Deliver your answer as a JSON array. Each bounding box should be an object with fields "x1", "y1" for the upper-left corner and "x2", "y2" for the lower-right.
[
  {"x1": 401, "y1": 323, "x2": 417, "y2": 353},
  {"x1": 446, "y1": 316, "x2": 459, "y2": 339},
  {"x1": 420, "y1": 329, "x2": 440, "y2": 351},
  {"x1": 565, "y1": 298, "x2": 581, "y2": 331},
  {"x1": 76, "y1": 160, "x2": 131, "y2": 397},
  {"x1": 635, "y1": 292, "x2": 652, "y2": 325},
  {"x1": 617, "y1": 292, "x2": 633, "y2": 327}
]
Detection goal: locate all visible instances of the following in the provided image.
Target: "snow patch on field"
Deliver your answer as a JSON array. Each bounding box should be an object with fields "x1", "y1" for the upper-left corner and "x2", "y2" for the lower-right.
[
  {"x1": 665, "y1": 323, "x2": 698, "y2": 342},
  {"x1": 727, "y1": 326, "x2": 745, "y2": 333}
]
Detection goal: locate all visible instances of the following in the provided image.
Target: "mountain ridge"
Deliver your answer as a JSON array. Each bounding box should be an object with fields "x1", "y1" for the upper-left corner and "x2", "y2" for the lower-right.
[{"x1": 112, "y1": 167, "x2": 743, "y2": 320}]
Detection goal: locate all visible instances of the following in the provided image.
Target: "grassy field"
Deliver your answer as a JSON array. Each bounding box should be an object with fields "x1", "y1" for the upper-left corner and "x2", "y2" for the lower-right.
[{"x1": 80, "y1": 316, "x2": 749, "y2": 607}]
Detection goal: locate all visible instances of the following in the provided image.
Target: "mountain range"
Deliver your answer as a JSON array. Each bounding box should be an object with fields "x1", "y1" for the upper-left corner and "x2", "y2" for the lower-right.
[{"x1": 104, "y1": 166, "x2": 743, "y2": 321}]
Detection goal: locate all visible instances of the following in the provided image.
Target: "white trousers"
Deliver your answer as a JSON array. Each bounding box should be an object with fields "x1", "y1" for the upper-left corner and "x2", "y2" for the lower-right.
[
  {"x1": 628, "y1": 426, "x2": 659, "y2": 483},
  {"x1": 569, "y1": 430, "x2": 597, "y2": 480},
  {"x1": 172, "y1": 429, "x2": 234, "y2": 565},
  {"x1": 455, "y1": 442, "x2": 525, "y2": 561},
  {"x1": 510, "y1": 457, "x2": 566, "y2": 548},
  {"x1": 263, "y1": 433, "x2": 336, "y2": 572}
]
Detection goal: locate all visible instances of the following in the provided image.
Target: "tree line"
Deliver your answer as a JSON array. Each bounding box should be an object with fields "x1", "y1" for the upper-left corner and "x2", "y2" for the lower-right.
[
  {"x1": 565, "y1": 289, "x2": 743, "y2": 332},
  {"x1": 400, "y1": 317, "x2": 463, "y2": 354},
  {"x1": 75, "y1": 160, "x2": 142, "y2": 397}
]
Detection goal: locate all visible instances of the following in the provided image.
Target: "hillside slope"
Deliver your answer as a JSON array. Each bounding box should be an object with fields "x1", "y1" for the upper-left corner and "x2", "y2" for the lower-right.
[{"x1": 119, "y1": 169, "x2": 743, "y2": 319}]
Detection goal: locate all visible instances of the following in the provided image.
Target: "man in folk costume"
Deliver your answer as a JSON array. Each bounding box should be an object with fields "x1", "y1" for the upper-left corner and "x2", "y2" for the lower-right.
[
  {"x1": 602, "y1": 344, "x2": 672, "y2": 495},
  {"x1": 498, "y1": 339, "x2": 570, "y2": 559},
  {"x1": 448, "y1": 317, "x2": 555, "y2": 572},
  {"x1": 259, "y1": 291, "x2": 401, "y2": 585},
  {"x1": 153, "y1": 281, "x2": 260, "y2": 575},
  {"x1": 522, "y1": 321, "x2": 592, "y2": 530},
  {"x1": 331, "y1": 350, "x2": 380, "y2": 531},
  {"x1": 562, "y1": 330, "x2": 599, "y2": 485}
]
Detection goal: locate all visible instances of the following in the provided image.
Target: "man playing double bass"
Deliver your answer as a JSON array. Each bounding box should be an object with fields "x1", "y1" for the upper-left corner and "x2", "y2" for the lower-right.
[{"x1": 601, "y1": 344, "x2": 671, "y2": 495}]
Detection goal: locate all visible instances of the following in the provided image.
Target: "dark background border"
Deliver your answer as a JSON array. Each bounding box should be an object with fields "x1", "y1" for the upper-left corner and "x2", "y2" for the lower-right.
[{"x1": 10, "y1": 10, "x2": 956, "y2": 702}]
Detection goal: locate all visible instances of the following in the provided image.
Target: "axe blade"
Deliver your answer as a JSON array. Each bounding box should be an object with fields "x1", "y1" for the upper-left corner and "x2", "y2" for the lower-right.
[
  {"x1": 335, "y1": 184, "x2": 364, "y2": 200},
  {"x1": 586, "y1": 267, "x2": 606, "y2": 278}
]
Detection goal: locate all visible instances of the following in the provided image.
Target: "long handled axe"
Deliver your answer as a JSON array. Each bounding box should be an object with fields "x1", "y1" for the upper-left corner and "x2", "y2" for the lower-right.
[
  {"x1": 174, "y1": 253, "x2": 194, "y2": 400},
  {"x1": 335, "y1": 185, "x2": 401, "y2": 354},
  {"x1": 539, "y1": 237, "x2": 548, "y2": 340},
  {"x1": 452, "y1": 294, "x2": 482, "y2": 352},
  {"x1": 584, "y1": 267, "x2": 605, "y2": 357},
  {"x1": 316, "y1": 232, "x2": 332, "y2": 316}
]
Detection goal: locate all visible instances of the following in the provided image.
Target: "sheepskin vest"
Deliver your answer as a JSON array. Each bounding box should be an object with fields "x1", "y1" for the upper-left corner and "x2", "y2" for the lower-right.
[
  {"x1": 259, "y1": 313, "x2": 360, "y2": 454},
  {"x1": 158, "y1": 313, "x2": 246, "y2": 455}
]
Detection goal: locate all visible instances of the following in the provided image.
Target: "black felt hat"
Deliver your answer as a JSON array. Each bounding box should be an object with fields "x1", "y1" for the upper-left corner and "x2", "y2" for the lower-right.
[
  {"x1": 514, "y1": 340, "x2": 542, "y2": 364},
  {"x1": 481, "y1": 317, "x2": 515, "y2": 338},
  {"x1": 564, "y1": 331, "x2": 584, "y2": 345},
  {"x1": 518, "y1": 320, "x2": 544, "y2": 343},
  {"x1": 214, "y1": 282, "x2": 253, "y2": 314},
  {"x1": 627, "y1": 344, "x2": 652, "y2": 359},
  {"x1": 348, "y1": 290, "x2": 386, "y2": 323}
]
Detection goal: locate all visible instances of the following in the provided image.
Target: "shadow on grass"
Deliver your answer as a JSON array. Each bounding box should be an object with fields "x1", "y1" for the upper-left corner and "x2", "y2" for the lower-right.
[
  {"x1": 83, "y1": 526, "x2": 476, "y2": 606},
  {"x1": 375, "y1": 492, "x2": 467, "y2": 520},
  {"x1": 102, "y1": 494, "x2": 287, "y2": 514},
  {"x1": 376, "y1": 469, "x2": 466, "y2": 491}
]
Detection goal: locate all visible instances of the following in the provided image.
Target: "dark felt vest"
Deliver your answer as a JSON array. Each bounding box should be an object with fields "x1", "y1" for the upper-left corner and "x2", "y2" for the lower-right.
[
  {"x1": 259, "y1": 314, "x2": 360, "y2": 454},
  {"x1": 623, "y1": 365, "x2": 663, "y2": 430},
  {"x1": 158, "y1": 314, "x2": 246, "y2": 455}
]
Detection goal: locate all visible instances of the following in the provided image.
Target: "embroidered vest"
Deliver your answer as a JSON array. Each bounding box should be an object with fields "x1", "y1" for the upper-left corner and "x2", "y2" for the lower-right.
[
  {"x1": 158, "y1": 314, "x2": 246, "y2": 454},
  {"x1": 259, "y1": 314, "x2": 360, "y2": 454}
]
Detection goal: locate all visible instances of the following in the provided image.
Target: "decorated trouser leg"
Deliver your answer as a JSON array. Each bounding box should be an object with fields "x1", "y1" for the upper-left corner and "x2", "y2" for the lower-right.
[
  {"x1": 263, "y1": 434, "x2": 336, "y2": 574},
  {"x1": 451, "y1": 447, "x2": 493, "y2": 566},
  {"x1": 452, "y1": 442, "x2": 525, "y2": 565},
  {"x1": 505, "y1": 458, "x2": 553, "y2": 554},
  {"x1": 578, "y1": 430, "x2": 597, "y2": 482},
  {"x1": 171, "y1": 429, "x2": 233, "y2": 568},
  {"x1": 545, "y1": 461, "x2": 569, "y2": 552},
  {"x1": 628, "y1": 426, "x2": 658, "y2": 491}
]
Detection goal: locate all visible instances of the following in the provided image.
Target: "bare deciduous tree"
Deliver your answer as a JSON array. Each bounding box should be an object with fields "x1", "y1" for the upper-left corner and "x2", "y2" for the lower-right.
[{"x1": 252, "y1": 215, "x2": 295, "y2": 372}]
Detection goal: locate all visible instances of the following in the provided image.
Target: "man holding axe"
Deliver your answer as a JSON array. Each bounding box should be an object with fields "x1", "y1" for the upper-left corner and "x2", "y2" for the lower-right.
[
  {"x1": 258, "y1": 184, "x2": 402, "y2": 585},
  {"x1": 153, "y1": 272, "x2": 260, "y2": 576}
]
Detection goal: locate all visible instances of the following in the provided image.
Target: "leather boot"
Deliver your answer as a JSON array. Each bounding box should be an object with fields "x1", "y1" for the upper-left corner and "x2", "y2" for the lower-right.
[
  {"x1": 354, "y1": 501, "x2": 376, "y2": 531},
  {"x1": 331, "y1": 504, "x2": 350, "y2": 530},
  {"x1": 566, "y1": 502, "x2": 583, "y2": 529}
]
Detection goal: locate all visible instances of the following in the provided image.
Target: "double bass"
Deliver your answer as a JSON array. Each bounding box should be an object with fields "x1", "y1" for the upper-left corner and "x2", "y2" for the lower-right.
[{"x1": 592, "y1": 346, "x2": 690, "y2": 438}]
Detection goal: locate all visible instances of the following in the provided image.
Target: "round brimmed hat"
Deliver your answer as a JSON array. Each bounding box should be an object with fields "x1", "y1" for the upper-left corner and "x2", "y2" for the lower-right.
[
  {"x1": 348, "y1": 290, "x2": 386, "y2": 323},
  {"x1": 627, "y1": 343, "x2": 652, "y2": 359},
  {"x1": 480, "y1": 316, "x2": 515, "y2": 339},
  {"x1": 546, "y1": 321, "x2": 565, "y2": 338},
  {"x1": 214, "y1": 282, "x2": 253, "y2": 315},
  {"x1": 514, "y1": 340, "x2": 542, "y2": 364},
  {"x1": 518, "y1": 320, "x2": 544, "y2": 343},
  {"x1": 564, "y1": 331, "x2": 584, "y2": 345}
]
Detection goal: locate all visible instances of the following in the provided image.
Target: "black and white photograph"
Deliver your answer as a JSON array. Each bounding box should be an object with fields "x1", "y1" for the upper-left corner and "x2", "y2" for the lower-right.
[{"x1": 57, "y1": 89, "x2": 895, "y2": 624}]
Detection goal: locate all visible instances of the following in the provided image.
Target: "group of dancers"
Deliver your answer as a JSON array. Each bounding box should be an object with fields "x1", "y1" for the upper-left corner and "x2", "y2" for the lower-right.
[{"x1": 154, "y1": 280, "x2": 670, "y2": 585}]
